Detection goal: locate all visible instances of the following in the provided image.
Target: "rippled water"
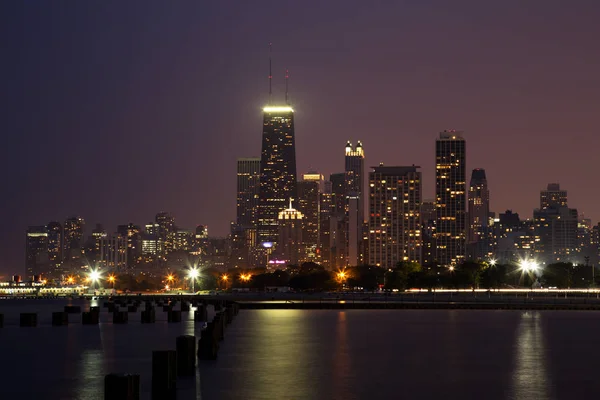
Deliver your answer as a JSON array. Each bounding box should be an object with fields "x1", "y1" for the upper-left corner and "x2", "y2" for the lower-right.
[{"x1": 1, "y1": 299, "x2": 599, "y2": 399}]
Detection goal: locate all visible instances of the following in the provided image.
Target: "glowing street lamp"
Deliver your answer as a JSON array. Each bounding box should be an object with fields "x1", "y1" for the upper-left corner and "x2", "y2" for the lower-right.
[
  {"x1": 489, "y1": 259, "x2": 497, "y2": 266},
  {"x1": 188, "y1": 267, "x2": 200, "y2": 294},
  {"x1": 221, "y1": 274, "x2": 229, "y2": 289},
  {"x1": 108, "y1": 275, "x2": 116, "y2": 289},
  {"x1": 519, "y1": 260, "x2": 540, "y2": 274},
  {"x1": 88, "y1": 269, "x2": 102, "y2": 290},
  {"x1": 66, "y1": 276, "x2": 75, "y2": 285},
  {"x1": 240, "y1": 273, "x2": 251, "y2": 283}
]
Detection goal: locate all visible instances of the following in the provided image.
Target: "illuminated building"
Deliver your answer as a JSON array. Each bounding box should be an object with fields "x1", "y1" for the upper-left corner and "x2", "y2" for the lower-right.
[
  {"x1": 46, "y1": 221, "x2": 62, "y2": 273},
  {"x1": 257, "y1": 106, "x2": 297, "y2": 247},
  {"x1": 533, "y1": 184, "x2": 578, "y2": 264},
  {"x1": 99, "y1": 233, "x2": 127, "y2": 271},
  {"x1": 420, "y1": 200, "x2": 436, "y2": 266},
  {"x1": 345, "y1": 141, "x2": 365, "y2": 266},
  {"x1": 368, "y1": 165, "x2": 422, "y2": 268},
  {"x1": 319, "y1": 181, "x2": 333, "y2": 268},
  {"x1": 26, "y1": 226, "x2": 49, "y2": 278},
  {"x1": 329, "y1": 172, "x2": 346, "y2": 268},
  {"x1": 541, "y1": 183, "x2": 567, "y2": 210},
  {"x1": 117, "y1": 223, "x2": 141, "y2": 268},
  {"x1": 155, "y1": 212, "x2": 175, "y2": 256},
  {"x1": 142, "y1": 223, "x2": 161, "y2": 257},
  {"x1": 467, "y1": 169, "x2": 489, "y2": 244},
  {"x1": 194, "y1": 225, "x2": 209, "y2": 254},
  {"x1": 278, "y1": 199, "x2": 304, "y2": 265},
  {"x1": 434, "y1": 131, "x2": 466, "y2": 266},
  {"x1": 91, "y1": 224, "x2": 107, "y2": 265},
  {"x1": 235, "y1": 157, "x2": 261, "y2": 264},
  {"x1": 63, "y1": 216, "x2": 85, "y2": 262},
  {"x1": 297, "y1": 172, "x2": 322, "y2": 262},
  {"x1": 174, "y1": 229, "x2": 194, "y2": 252}
]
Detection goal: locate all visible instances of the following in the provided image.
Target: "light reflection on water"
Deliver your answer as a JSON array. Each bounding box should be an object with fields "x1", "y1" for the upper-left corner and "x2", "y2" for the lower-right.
[{"x1": 1, "y1": 301, "x2": 600, "y2": 399}]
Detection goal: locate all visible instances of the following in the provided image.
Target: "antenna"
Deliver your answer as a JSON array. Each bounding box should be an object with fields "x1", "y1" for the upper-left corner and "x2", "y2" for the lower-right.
[
  {"x1": 285, "y1": 68, "x2": 289, "y2": 104},
  {"x1": 268, "y1": 43, "x2": 272, "y2": 104}
]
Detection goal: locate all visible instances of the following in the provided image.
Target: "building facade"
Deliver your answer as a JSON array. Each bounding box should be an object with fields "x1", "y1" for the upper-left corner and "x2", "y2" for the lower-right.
[
  {"x1": 257, "y1": 106, "x2": 297, "y2": 247},
  {"x1": 434, "y1": 131, "x2": 466, "y2": 266},
  {"x1": 368, "y1": 165, "x2": 422, "y2": 268}
]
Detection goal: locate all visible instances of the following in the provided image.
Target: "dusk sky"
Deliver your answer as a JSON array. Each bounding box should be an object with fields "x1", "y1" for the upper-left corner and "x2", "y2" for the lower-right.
[{"x1": 2, "y1": 1, "x2": 600, "y2": 274}]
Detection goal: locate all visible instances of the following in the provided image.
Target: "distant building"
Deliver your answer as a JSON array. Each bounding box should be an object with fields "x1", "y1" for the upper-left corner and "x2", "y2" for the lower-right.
[
  {"x1": 420, "y1": 200, "x2": 436, "y2": 266},
  {"x1": 540, "y1": 183, "x2": 567, "y2": 210},
  {"x1": 345, "y1": 141, "x2": 365, "y2": 266},
  {"x1": 467, "y1": 168, "x2": 489, "y2": 244},
  {"x1": 174, "y1": 229, "x2": 194, "y2": 252},
  {"x1": 329, "y1": 172, "x2": 346, "y2": 269},
  {"x1": 234, "y1": 157, "x2": 261, "y2": 265},
  {"x1": 257, "y1": 106, "x2": 297, "y2": 248},
  {"x1": 26, "y1": 226, "x2": 49, "y2": 278},
  {"x1": 319, "y1": 181, "x2": 333, "y2": 268},
  {"x1": 297, "y1": 173, "x2": 322, "y2": 262},
  {"x1": 368, "y1": 165, "x2": 422, "y2": 268},
  {"x1": 99, "y1": 233, "x2": 127, "y2": 271},
  {"x1": 46, "y1": 221, "x2": 62, "y2": 273},
  {"x1": 155, "y1": 212, "x2": 175, "y2": 256},
  {"x1": 434, "y1": 131, "x2": 466, "y2": 266},
  {"x1": 278, "y1": 200, "x2": 304, "y2": 266},
  {"x1": 117, "y1": 223, "x2": 141, "y2": 268},
  {"x1": 63, "y1": 216, "x2": 85, "y2": 262}
]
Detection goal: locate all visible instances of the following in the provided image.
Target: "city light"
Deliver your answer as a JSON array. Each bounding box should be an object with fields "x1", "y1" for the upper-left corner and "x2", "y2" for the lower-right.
[
  {"x1": 221, "y1": 274, "x2": 229, "y2": 281},
  {"x1": 489, "y1": 259, "x2": 497, "y2": 266},
  {"x1": 187, "y1": 267, "x2": 200, "y2": 294},
  {"x1": 240, "y1": 273, "x2": 251, "y2": 282},
  {"x1": 108, "y1": 274, "x2": 116, "y2": 288},
  {"x1": 89, "y1": 269, "x2": 101, "y2": 282},
  {"x1": 519, "y1": 259, "x2": 540, "y2": 274},
  {"x1": 166, "y1": 274, "x2": 175, "y2": 283},
  {"x1": 66, "y1": 276, "x2": 75, "y2": 285},
  {"x1": 263, "y1": 106, "x2": 294, "y2": 113}
]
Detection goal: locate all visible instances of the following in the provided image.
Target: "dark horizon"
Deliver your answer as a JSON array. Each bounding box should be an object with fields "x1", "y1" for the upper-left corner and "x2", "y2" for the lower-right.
[{"x1": 3, "y1": 1, "x2": 600, "y2": 274}]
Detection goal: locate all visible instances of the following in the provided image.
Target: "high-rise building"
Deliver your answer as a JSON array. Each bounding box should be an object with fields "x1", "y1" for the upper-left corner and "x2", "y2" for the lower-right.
[
  {"x1": 155, "y1": 212, "x2": 175, "y2": 256},
  {"x1": 533, "y1": 184, "x2": 577, "y2": 264},
  {"x1": 46, "y1": 221, "x2": 62, "y2": 273},
  {"x1": 278, "y1": 200, "x2": 304, "y2": 265},
  {"x1": 329, "y1": 172, "x2": 346, "y2": 268},
  {"x1": 467, "y1": 168, "x2": 490, "y2": 244},
  {"x1": 174, "y1": 229, "x2": 194, "y2": 252},
  {"x1": 237, "y1": 158, "x2": 261, "y2": 228},
  {"x1": 99, "y1": 233, "x2": 127, "y2": 271},
  {"x1": 257, "y1": 106, "x2": 297, "y2": 247},
  {"x1": 368, "y1": 165, "x2": 422, "y2": 268},
  {"x1": 26, "y1": 226, "x2": 49, "y2": 278},
  {"x1": 117, "y1": 223, "x2": 141, "y2": 268},
  {"x1": 420, "y1": 200, "x2": 436, "y2": 266},
  {"x1": 541, "y1": 183, "x2": 567, "y2": 210},
  {"x1": 434, "y1": 131, "x2": 466, "y2": 266},
  {"x1": 63, "y1": 216, "x2": 85, "y2": 260},
  {"x1": 345, "y1": 141, "x2": 365, "y2": 266},
  {"x1": 319, "y1": 181, "x2": 333, "y2": 268},
  {"x1": 91, "y1": 224, "x2": 107, "y2": 265},
  {"x1": 297, "y1": 173, "x2": 322, "y2": 262}
]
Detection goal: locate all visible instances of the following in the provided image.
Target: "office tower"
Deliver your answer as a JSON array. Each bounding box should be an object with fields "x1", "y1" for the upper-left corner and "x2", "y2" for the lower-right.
[
  {"x1": 297, "y1": 172, "x2": 322, "y2": 262},
  {"x1": 345, "y1": 141, "x2": 365, "y2": 266},
  {"x1": 194, "y1": 225, "x2": 209, "y2": 254},
  {"x1": 46, "y1": 221, "x2": 62, "y2": 271},
  {"x1": 235, "y1": 158, "x2": 261, "y2": 264},
  {"x1": 329, "y1": 172, "x2": 346, "y2": 268},
  {"x1": 319, "y1": 181, "x2": 333, "y2": 268},
  {"x1": 174, "y1": 229, "x2": 194, "y2": 252},
  {"x1": 142, "y1": 223, "x2": 161, "y2": 257},
  {"x1": 237, "y1": 158, "x2": 261, "y2": 228},
  {"x1": 91, "y1": 224, "x2": 107, "y2": 265},
  {"x1": 368, "y1": 165, "x2": 422, "y2": 268},
  {"x1": 26, "y1": 226, "x2": 49, "y2": 278},
  {"x1": 540, "y1": 183, "x2": 567, "y2": 210},
  {"x1": 117, "y1": 223, "x2": 141, "y2": 268},
  {"x1": 63, "y1": 216, "x2": 85, "y2": 260},
  {"x1": 533, "y1": 184, "x2": 577, "y2": 263},
  {"x1": 435, "y1": 131, "x2": 466, "y2": 266},
  {"x1": 278, "y1": 200, "x2": 304, "y2": 265},
  {"x1": 257, "y1": 106, "x2": 297, "y2": 247},
  {"x1": 420, "y1": 200, "x2": 436, "y2": 266},
  {"x1": 467, "y1": 169, "x2": 490, "y2": 244},
  {"x1": 155, "y1": 212, "x2": 175, "y2": 256},
  {"x1": 99, "y1": 233, "x2": 127, "y2": 271}
]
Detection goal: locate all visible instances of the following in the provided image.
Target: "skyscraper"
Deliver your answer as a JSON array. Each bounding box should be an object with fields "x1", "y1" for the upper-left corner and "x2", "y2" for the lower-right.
[
  {"x1": 237, "y1": 158, "x2": 261, "y2": 228},
  {"x1": 319, "y1": 181, "x2": 333, "y2": 268},
  {"x1": 368, "y1": 165, "x2": 422, "y2": 268},
  {"x1": 63, "y1": 216, "x2": 85, "y2": 260},
  {"x1": 235, "y1": 157, "x2": 261, "y2": 264},
  {"x1": 278, "y1": 200, "x2": 304, "y2": 265},
  {"x1": 257, "y1": 106, "x2": 297, "y2": 247},
  {"x1": 155, "y1": 212, "x2": 175, "y2": 256},
  {"x1": 117, "y1": 223, "x2": 141, "y2": 269},
  {"x1": 329, "y1": 172, "x2": 346, "y2": 268},
  {"x1": 47, "y1": 221, "x2": 62, "y2": 273},
  {"x1": 297, "y1": 172, "x2": 322, "y2": 262},
  {"x1": 540, "y1": 183, "x2": 567, "y2": 209},
  {"x1": 345, "y1": 141, "x2": 365, "y2": 266},
  {"x1": 435, "y1": 131, "x2": 466, "y2": 266},
  {"x1": 467, "y1": 168, "x2": 490, "y2": 244},
  {"x1": 26, "y1": 226, "x2": 49, "y2": 278}
]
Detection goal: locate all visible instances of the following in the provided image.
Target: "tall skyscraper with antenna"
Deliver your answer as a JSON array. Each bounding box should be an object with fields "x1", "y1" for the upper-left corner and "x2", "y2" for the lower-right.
[{"x1": 257, "y1": 45, "x2": 298, "y2": 247}]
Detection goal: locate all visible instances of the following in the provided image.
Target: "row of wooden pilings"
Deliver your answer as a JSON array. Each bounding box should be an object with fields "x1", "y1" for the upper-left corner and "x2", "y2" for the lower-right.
[{"x1": 104, "y1": 301, "x2": 240, "y2": 399}]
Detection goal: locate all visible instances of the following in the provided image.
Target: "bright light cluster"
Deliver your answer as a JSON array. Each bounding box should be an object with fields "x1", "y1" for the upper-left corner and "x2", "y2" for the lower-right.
[
  {"x1": 519, "y1": 260, "x2": 540, "y2": 273},
  {"x1": 263, "y1": 106, "x2": 294, "y2": 113}
]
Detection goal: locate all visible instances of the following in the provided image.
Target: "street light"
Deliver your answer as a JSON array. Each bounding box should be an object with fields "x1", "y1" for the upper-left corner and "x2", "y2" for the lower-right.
[
  {"x1": 88, "y1": 269, "x2": 101, "y2": 290},
  {"x1": 489, "y1": 259, "x2": 497, "y2": 266},
  {"x1": 240, "y1": 273, "x2": 251, "y2": 283},
  {"x1": 108, "y1": 275, "x2": 116, "y2": 289},
  {"x1": 221, "y1": 274, "x2": 229, "y2": 290},
  {"x1": 188, "y1": 267, "x2": 199, "y2": 294},
  {"x1": 66, "y1": 276, "x2": 75, "y2": 285}
]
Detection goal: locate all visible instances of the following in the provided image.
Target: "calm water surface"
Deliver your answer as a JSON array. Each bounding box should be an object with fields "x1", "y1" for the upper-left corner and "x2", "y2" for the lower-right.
[{"x1": 0, "y1": 299, "x2": 599, "y2": 399}]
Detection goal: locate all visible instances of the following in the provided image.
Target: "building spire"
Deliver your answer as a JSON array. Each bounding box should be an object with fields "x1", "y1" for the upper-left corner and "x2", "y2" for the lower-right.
[
  {"x1": 268, "y1": 43, "x2": 272, "y2": 104},
  {"x1": 289, "y1": 197, "x2": 294, "y2": 209},
  {"x1": 285, "y1": 68, "x2": 289, "y2": 104}
]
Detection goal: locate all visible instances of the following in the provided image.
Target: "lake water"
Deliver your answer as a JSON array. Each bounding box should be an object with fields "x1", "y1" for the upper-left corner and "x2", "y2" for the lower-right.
[{"x1": 1, "y1": 299, "x2": 599, "y2": 399}]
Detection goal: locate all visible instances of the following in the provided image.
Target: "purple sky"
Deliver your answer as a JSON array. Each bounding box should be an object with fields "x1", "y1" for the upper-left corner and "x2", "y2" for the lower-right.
[{"x1": 2, "y1": 1, "x2": 600, "y2": 274}]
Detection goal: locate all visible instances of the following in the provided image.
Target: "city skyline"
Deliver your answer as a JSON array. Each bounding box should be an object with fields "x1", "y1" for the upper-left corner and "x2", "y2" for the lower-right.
[{"x1": 4, "y1": 1, "x2": 600, "y2": 273}]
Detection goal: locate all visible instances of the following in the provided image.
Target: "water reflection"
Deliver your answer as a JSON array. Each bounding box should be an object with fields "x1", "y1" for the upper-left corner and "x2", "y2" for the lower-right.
[
  {"x1": 332, "y1": 312, "x2": 351, "y2": 398},
  {"x1": 510, "y1": 311, "x2": 554, "y2": 400},
  {"x1": 76, "y1": 349, "x2": 104, "y2": 399}
]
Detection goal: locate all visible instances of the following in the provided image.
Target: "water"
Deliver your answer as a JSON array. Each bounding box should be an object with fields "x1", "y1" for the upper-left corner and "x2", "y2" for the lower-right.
[{"x1": 1, "y1": 300, "x2": 599, "y2": 399}]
